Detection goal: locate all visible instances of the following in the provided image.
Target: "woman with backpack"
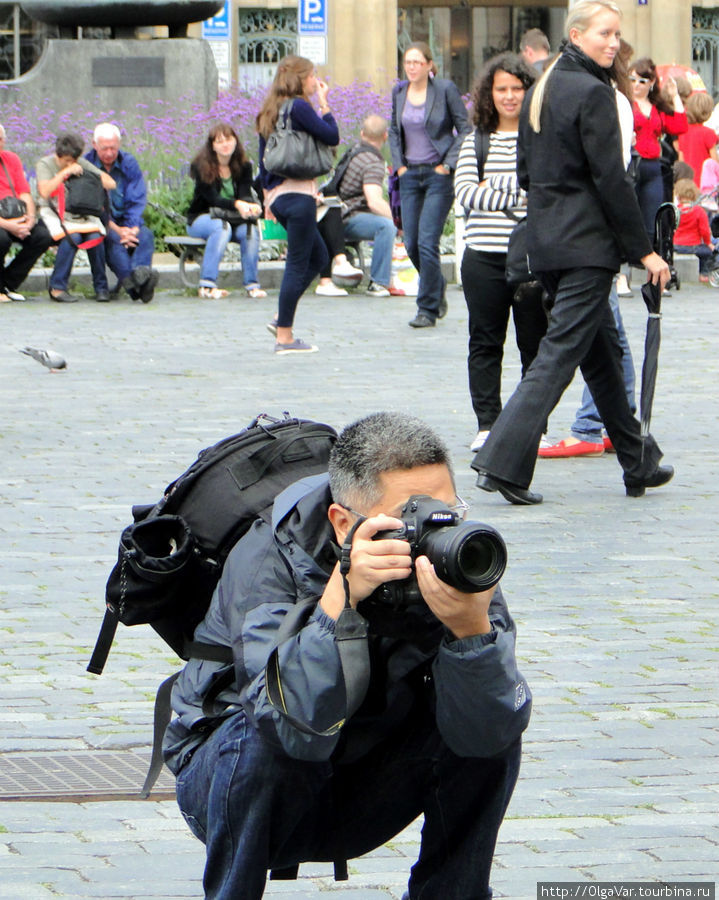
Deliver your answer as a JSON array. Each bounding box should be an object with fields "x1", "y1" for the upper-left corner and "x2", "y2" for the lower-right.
[
  {"x1": 257, "y1": 55, "x2": 339, "y2": 354},
  {"x1": 36, "y1": 132, "x2": 115, "y2": 303},
  {"x1": 454, "y1": 53, "x2": 547, "y2": 455}
]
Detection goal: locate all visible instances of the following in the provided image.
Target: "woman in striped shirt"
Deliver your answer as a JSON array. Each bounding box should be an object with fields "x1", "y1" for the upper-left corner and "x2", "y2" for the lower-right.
[{"x1": 455, "y1": 52, "x2": 548, "y2": 453}]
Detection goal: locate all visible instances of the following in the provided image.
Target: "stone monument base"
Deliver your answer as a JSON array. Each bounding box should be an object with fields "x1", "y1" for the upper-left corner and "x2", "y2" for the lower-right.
[{"x1": 1, "y1": 38, "x2": 218, "y2": 138}]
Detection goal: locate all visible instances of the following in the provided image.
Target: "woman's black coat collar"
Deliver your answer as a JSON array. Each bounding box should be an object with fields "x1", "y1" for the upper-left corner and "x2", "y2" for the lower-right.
[{"x1": 561, "y1": 42, "x2": 613, "y2": 87}]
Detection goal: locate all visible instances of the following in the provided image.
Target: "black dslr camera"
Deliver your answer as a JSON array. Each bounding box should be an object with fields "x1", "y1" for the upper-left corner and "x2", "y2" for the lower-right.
[{"x1": 372, "y1": 495, "x2": 507, "y2": 606}]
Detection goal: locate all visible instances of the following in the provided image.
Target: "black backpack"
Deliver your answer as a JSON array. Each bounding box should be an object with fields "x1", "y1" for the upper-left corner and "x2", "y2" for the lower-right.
[
  {"x1": 88, "y1": 413, "x2": 338, "y2": 677},
  {"x1": 319, "y1": 142, "x2": 384, "y2": 198},
  {"x1": 65, "y1": 170, "x2": 107, "y2": 217}
]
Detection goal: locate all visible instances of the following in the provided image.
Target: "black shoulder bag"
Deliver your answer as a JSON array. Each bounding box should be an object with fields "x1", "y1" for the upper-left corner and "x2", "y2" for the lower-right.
[
  {"x1": 473, "y1": 130, "x2": 534, "y2": 286},
  {"x1": 0, "y1": 156, "x2": 27, "y2": 219}
]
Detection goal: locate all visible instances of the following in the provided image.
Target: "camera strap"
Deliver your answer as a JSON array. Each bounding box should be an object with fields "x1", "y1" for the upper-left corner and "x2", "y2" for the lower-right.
[{"x1": 338, "y1": 516, "x2": 366, "y2": 606}]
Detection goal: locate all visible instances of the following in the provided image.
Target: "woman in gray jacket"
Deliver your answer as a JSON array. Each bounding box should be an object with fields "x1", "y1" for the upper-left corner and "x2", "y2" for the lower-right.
[{"x1": 390, "y1": 41, "x2": 470, "y2": 328}]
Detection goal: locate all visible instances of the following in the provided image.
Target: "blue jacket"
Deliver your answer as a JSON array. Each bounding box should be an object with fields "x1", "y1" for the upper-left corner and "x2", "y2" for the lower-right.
[
  {"x1": 163, "y1": 474, "x2": 531, "y2": 774},
  {"x1": 389, "y1": 77, "x2": 471, "y2": 172},
  {"x1": 84, "y1": 147, "x2": 147, "y2": 229}
]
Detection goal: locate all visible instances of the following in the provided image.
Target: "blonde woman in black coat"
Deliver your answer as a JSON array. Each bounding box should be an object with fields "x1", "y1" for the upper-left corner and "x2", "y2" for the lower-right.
[{"x1": 472, "y1": 0, "x2": 673, "y2": 505}]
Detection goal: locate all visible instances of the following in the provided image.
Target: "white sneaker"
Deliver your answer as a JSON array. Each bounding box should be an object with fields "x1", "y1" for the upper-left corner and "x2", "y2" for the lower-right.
[
  {"x1": 616, "y1": 274, "x2": 632, "y2": 296},
  {"x1": 332, "y1": 260, "x2": 364, "y2": 279},
  {"x1": 538, "y1": 435, "x2": 552, "y2": 450},
  {"x1": 315, "y1": 283, "x2": 349, "y2": 297},
  {"x1": 331, "y1": 260, "x2": 364, "y2": 287},
  {"x1": 470, "y1": 430, "x2": 490, "y2": 452}
]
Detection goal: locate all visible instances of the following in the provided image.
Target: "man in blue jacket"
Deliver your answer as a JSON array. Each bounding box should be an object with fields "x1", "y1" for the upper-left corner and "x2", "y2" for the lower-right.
[
  {"x1": 85, "y1": 123, "x2": 158, "y2": 303},
  {"x1": 164, "y1": 412, "x2": 531, "y2": 899}
]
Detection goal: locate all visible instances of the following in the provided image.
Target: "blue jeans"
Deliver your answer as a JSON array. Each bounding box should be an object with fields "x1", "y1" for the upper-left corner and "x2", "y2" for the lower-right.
[
  {"x1": 271, "y1": 193, "x2": 328, "y2": 327},
  {"x1": 571, "y1": 278, "x2": 636, "y2": 443},
  {"x1": 343, "y1": 212, "x2": 396, "y2": 287},
  {"x1": 105, "y1": 224, "x2": 155, "y2": 282},
  {"x1": 674, "y1": 243, "x2": 716, "y2": 275},
  {"x1": 187, "y1": 214, "x2": 261, "y2": 289},
  {"x1": 50, "y1": 233, "x2": 108, "y2": 293},
  {"x1": 635, "y1": 158, "x2": 665, "y2": 242},
  {"x1": 399, "y1": 166, "x2": 454, "y2": 319},
  {"x1": 176, "y1": 706, "x2": 521, "y2": 900}
]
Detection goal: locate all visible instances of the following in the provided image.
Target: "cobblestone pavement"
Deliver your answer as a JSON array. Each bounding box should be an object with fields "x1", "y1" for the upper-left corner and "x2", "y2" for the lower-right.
[{"x1": 1, "y1": 277, "x2": 717, "y2": 899}]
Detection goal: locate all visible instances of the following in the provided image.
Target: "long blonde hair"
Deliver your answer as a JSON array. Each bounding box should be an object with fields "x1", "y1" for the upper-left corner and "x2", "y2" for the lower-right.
[
  {"x1": 256, "y1": 55, "x2": 314, "y2": 139},
  {"x1": 528, "y1": 0, "x2": 621, "y2": 133}
]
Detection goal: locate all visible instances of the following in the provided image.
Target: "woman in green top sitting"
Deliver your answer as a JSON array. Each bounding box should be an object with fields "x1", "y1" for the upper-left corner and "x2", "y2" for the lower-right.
[{"x1": 187, "y1": 122, "x2": 265, "y2": 300}]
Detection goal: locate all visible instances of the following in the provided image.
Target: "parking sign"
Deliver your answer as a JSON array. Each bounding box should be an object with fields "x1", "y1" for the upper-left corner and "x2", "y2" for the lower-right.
[
  {"x1": 298, "y1": 0, "x2": 326, "y2": 35},
  {"x1": 202, "y1": 0, "x2": 230, "y2": 40}
]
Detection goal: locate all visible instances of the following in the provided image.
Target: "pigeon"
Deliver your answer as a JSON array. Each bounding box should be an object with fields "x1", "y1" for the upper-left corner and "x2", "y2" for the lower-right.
[{"x1": 20, "y1": 346, "x2": 67, "y2": 372}]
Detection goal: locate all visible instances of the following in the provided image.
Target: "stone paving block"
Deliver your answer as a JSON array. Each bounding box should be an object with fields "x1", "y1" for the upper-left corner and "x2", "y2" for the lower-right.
[{"x1": 1, "y1": 285, "x2": 717, "y2": 897}]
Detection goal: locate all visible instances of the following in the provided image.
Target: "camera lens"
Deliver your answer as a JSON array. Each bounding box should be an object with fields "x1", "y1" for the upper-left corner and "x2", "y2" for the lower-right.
[{"x1": 422, "y1": 522, "x2": 506, "y2": 592}]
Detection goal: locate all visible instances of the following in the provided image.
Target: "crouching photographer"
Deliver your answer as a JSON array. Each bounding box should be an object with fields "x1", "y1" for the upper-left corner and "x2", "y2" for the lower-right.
[{"x1": 164, "y1": 412, "x2": 531, "y2": 900}]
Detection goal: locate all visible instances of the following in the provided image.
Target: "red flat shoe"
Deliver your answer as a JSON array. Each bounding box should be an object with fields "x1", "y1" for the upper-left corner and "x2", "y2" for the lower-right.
[
  {"x1": 603, "y1": 436, "x2": 615, "y2": 452},
  {"x1": 538, "y1": 438, "x2": 604, "y2": 458}
]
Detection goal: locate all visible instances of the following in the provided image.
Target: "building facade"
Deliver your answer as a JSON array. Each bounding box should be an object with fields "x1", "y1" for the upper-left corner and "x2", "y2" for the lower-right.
[{"x1": 2, "y1": 0, "x2": 719, "y2": 97}]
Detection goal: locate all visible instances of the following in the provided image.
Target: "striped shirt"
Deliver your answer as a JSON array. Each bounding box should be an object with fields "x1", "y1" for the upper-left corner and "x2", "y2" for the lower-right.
[{"x1": 454, "y1": 129, "x2": 525, "y2": 253}]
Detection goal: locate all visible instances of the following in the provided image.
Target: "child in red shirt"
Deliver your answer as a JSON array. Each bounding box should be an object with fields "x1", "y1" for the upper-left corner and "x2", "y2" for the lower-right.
[
  {"x1": 678, "y1": 92, "x2": 718, "y2": 187},
  {"x1": 673, "y1": 178, "x2": 717, "y2": 281}
]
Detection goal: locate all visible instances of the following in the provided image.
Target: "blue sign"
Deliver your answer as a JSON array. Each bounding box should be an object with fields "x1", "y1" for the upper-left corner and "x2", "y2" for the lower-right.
[
  {"x1": 202, "y1": 0, "x2": 230, "y2": 40},
  {"x1": 298, "y1": 0, "x2": 326, "y2": 35}
]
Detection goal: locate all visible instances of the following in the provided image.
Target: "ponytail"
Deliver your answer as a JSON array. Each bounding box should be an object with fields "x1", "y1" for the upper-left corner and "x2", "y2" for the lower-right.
[{"x1": 528, "y1": 55, "x2": 561, "y2": 133}]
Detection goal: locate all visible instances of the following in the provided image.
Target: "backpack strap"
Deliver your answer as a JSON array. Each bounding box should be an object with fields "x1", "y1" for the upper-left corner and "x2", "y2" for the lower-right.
[
  {"x1": 87, "y1": 608, "x2": 119, "y2": 675},
  {"x1": 473, "y1": 129, "x2": 491, "y2": 182},
  {"x1": 140, "y1": 671, "x2": 182, "y2": 798}
]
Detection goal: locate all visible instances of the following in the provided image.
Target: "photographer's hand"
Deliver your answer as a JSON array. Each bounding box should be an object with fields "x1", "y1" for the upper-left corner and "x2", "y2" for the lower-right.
[
  {"x1": 320, "y1": 515, "x2": 412, "y2": 620},
  {"x1": 415, "y1": 556, "x2": 494, "y2": 639}
]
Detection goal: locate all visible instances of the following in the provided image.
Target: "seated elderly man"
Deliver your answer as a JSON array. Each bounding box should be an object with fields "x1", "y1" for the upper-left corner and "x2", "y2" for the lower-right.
[
  {"x1": 0, "y1": 123, "x2": 52, "y2": 302},
  {"x1": 164, "y1": 411, "x2": 531, "y2": 900},
  {"x1": 85, "y1": 123, "x2": 159, "y2": 303}
]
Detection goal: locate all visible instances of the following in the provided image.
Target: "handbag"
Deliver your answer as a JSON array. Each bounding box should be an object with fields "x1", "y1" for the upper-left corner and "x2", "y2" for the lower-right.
[
  {"x1": 209, "y1": 206, "x2": 244, "y2": 225},
  {"x1": 263, "y1": 99, "x2": 334, "y2": 180},
  {"x1": 0, "y1": 156, "x2": 27, "y2": 219},
  {"x1": 504, "y1": 214, "x2": 533, "y2": 286},
  {"x1": 0, "y1": 196, "x2": 26, "y2": 219},
  {"x1": 64, "y1": 170, "x2": 106, "y2": 217}
]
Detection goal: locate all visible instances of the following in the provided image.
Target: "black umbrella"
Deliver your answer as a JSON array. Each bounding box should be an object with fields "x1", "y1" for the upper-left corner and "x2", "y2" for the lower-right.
[{"x1": 638, "y1": 202, "x2": 677, "y2": 458}]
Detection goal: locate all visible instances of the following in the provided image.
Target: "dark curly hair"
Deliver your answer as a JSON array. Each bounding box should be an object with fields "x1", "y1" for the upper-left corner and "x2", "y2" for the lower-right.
[{"x1": 471, "y1": 53, "x2": 536, "y2": 132}]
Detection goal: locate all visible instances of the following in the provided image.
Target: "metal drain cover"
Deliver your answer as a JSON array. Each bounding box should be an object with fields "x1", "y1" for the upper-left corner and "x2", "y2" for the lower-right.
[{"x1": 0, "y1": 751, "x2": 176, "y2": 801}]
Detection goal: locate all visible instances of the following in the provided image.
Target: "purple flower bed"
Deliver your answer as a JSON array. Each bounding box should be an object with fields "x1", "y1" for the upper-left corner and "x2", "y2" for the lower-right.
[{"x1": 2, "y1": 79, "x2": 394, "y2": 188}]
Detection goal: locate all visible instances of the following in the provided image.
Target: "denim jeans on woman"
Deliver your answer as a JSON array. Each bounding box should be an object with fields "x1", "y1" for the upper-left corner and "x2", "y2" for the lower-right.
[
  {"x1": 571, "y1": 277, "x2": 636, "y2": 444},
  {"x1": 50, "y1": 233, "x2": 108, "y2": 293},
  {"x1": 175, "y1": 706, "x2": 520, "y2": 900},
  {"x1": 187, "y1": 214, "x2": 261, "y2": 290},
  {"x1": 271, "y1": 193, "x2": 328, "y2": 328},
  {"x1": 399, "y1": 165, "x2": 454, "y2": 320}
]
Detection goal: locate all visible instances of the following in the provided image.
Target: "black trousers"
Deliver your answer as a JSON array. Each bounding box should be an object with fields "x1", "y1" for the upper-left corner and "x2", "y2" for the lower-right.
[
  {"x1": 462, "y1": 248, "x2": 547, "y2": 431},
  {"x1": 0, "y1": 219, "x2": 52, "y2": 292},
  {"x1": 473, "y1": 266, "x2": 662, "y2": 489},
  {"x1": 317, "y1": 206, "x2": 345, "y2": 279}
]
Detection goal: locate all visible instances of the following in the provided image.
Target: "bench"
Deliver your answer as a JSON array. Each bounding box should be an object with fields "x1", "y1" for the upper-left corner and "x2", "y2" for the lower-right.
[
  {"x1": 163, "y1": 233, "x2": 366, "y2": 289},
  {"x1": 162, "y1": 235, "x2": 211, "y2": 289}
]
